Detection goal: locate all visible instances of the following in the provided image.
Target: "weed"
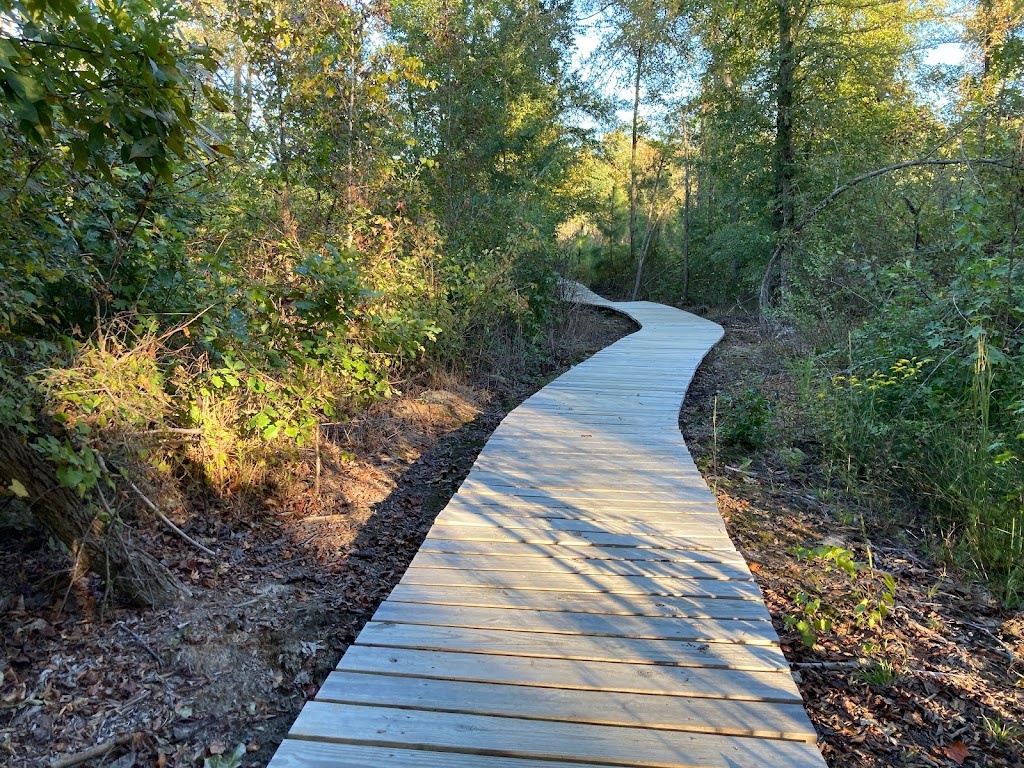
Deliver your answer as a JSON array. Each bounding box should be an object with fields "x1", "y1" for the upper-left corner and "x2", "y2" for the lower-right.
[
  {"x1": 778, "y1": 446, "x2": 807, "y2": 470},
  {"x1": 785, "y1": 545, "x2": 897, "y2": 648},
  {"x1": 784, "y1": 591, "x2": 832, "y2": 648},
  {"x1": 857, "y1": 657, "x2": 900, "y2": 686},
  {"x1": 718, "y1": 385, "x2": 772, "y2": 449},
  {"x1": 814, "y1": 485, "x2": 836, "y2": 504},
  {"x1": 982, "y1": 714, "x2": 1023, "y2": 745},
  {"x1": 926, "y1": 572, "x2": 946, "y2": 600}
]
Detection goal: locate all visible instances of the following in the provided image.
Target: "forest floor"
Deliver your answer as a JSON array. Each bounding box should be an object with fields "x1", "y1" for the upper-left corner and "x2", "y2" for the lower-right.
[
  {"x1": 0, "y1": 304, "x2": 637, "y2": 768},
  {"x1": 680, "y1": 312, "x2": 1024, "y2": 768},
  {"x1": 4, "y1": 302, "x2": 1023, "y2": 768}
]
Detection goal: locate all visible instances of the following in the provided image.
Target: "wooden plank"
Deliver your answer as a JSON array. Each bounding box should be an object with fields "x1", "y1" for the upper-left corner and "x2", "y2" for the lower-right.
[
  {"x1": 456, "y1": 484, "x2": 717, "y2": 503},
  {"x1": 433, "y1": 511, "x2": 726, "y2": 538},
  {"x1": 442, "y1": 495, "x2": 720, "y2": 514},
  {"x1": 476, "y1": 447, "x2": 693, "y2": 459},
  {"x1": 483, "y1": 430, "x2": 685, "y2": 438},
  {"x1": 370, "y1": 601, "x2": 779, "y2": 644},
  {"x1": 400, "y1": 566, "x2": 761, "y2": 600},
  {"x1": 476, "y1": 449, "x2": 694, "y2": 460},
  {"x1": 506, "y1": 408, "x2": 682, "y2": 417},
  {"x1": 473, "y1": 456, "x2": 697, "y2": 470},
  {"x1": 462, "y1": 474, "x2": 706, "y2": 493},
  {"x1": 269, "y1": 741, "x2": 616, "y2": 768},
  {"x1": 442, "y1": 500, "x2": 725, "y2": 525},
  {"x1": 482, "y1": 434, "x2": 688, "y2": 444},
  {"x1": 417, "y1": 539, "x2": 748, "y2": 563},
  {"x1": 386, "y1": 584, "x2": 772, "y2": 621},
  {"x1": 352, "y1": 622, "x2": 785, "y2": 670},
  {"x1": 288, "y1": 703, "x2": 826, "y2": 767},
  {"x1": 484, "y1": 437, "x2": 686, "y2": 445},
  {"x1": 337, "y1": 647, "x2": 801, "y2": 701},
  {"x1": 408, "y1": 551, "x2": 752, "y2": 579},
  {"x1": 425, "y1": 525, "x2": 733, "y2": 549},
  {"x1": 458, "y1": 482, "x2": 708, "y2": 498},
  {"x1": 468, "y1": 464, "x2": 704, "y2": 478},
  {"x1": 315, "y1": 672, "x2": 819, "y2": 742},
  {"x1": 472, "y1": 458, "x2": 695, "y2": 470}
]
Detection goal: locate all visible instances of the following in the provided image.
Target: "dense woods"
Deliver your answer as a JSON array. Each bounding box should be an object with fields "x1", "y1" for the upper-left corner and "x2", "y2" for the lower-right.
[
  {"x1": 2, "y1": 0, "x2": 1024, "y2": 765},
  {"x1": 570, "y1": 0, "x2": 1024, "y2": 606},
  {"x1": 1, "y1": 0, "x2": 1022, "y2": 664}
]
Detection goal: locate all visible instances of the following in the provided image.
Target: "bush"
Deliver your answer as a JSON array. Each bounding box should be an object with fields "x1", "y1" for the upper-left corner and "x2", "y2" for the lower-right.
[{"x1": 719, "y1": 385, "x2": 773, "y2": 449}]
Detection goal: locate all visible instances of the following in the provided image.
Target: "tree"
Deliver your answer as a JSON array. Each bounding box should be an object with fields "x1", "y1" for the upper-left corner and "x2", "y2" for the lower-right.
[
  {"x1": 0, "y1": 0, "x2": 226, "y2": 605},
  {"x1": 686, "y1": 0, "x2": 935, "y2": 312},
  {"x1": 583, "y1": 0, "x2": 691, "y2": 298}
]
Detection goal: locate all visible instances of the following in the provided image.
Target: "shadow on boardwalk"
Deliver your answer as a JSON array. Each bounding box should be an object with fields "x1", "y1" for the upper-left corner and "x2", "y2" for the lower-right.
[{"x1": 267, "y1": 290, "x2": 829, "y2": 768}]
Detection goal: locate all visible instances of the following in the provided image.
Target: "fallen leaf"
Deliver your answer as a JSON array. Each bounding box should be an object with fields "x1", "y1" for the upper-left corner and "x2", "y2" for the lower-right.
[{"x1": 942, "y1": 741, "x2": 970, "y2": 766}]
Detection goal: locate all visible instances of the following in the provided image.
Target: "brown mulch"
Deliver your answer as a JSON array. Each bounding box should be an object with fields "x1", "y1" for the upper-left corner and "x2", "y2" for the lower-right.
[
  {"x1": 680, "y1": 312, "x2": 1024, "y2": 768},
  {"x1": 0, "y1": 304, "x2": 637, "y2": 768}
]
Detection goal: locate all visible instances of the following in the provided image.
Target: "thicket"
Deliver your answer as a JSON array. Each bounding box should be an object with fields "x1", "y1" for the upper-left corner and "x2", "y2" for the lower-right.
[
  {"x1": 4, "y1": 0, "x2": 1022, "y2": 608},
  {"x1": 568, "y1": 0, "x2": 1024, "y2": 604},
  {"x1": 0, "y1": 0, "x2": 583, "y2": 603}
]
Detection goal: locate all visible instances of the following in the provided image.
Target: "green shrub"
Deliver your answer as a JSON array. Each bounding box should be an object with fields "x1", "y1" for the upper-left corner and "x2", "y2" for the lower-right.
[{"x1": 719, "y1": 386, "x2": 773, "y2": 449}]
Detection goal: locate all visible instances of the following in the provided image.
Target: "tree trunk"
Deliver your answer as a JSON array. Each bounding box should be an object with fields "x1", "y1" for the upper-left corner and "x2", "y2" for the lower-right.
[
  {"x1": 346, "y1": 16, "x2": 362, "y2": 250},
  {"x1": 276, "y1": 54, "x2": 296, "y2": 243},
  {"x1": 769, "y1": 0, "x2": 797, "y2": 303},
  {"x1": 607, "y1": 183, "x2": 616, "y2": 270},
  {"x1": 0, "y1": 427, "x2": 187, "y2": 608},
  {"x1": 628, "y1": 43, "x2": 644, "y2": 289},
  {"x1": 632, "y1": 145, "x2": 668, "y2": 301},
  {"x1": 682, "y1": 149, "x2": 691, "y2": 303}
]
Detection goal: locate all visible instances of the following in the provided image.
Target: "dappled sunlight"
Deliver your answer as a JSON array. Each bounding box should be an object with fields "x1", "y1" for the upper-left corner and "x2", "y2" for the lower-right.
[{"x1": 267, "y1": 288, "x2": 826, "y2": 767}]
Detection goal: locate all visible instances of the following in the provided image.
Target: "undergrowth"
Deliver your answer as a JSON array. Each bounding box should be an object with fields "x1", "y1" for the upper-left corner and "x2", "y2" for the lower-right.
[{"x1": 714, "y1": 318, "x2": 1023, "y2": 609}]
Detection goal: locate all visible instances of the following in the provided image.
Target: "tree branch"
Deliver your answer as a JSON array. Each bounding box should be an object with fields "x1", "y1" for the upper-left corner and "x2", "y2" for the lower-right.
[
  {"x1": 792, "y1": 157, "x2": 1016, "y2": 239},
  {"x1": 760, "y1": 156, "x2": 1018, "y2": 317}
]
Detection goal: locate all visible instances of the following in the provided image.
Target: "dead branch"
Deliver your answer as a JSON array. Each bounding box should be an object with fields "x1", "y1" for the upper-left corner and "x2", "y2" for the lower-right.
[
  {"x1": 96, "y1": 454, "x2": 216, "y2": 557},
  {"x1": 114, "y1": 621, "x2": 162, "y2": 666},
  {"x1": 760, "y1": 156, "x2": 1018, "y2": 316},
  {"x1": 132, "y1": 428, "x2": 204, "y2": 437},
  {"x1": 49, "y1": 733, "x2": 135, "y2": 768}
]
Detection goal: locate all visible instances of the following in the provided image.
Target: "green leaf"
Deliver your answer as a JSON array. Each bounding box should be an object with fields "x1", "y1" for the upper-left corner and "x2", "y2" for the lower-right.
[
  {"x1": 249, "y1": 412, "x2": 271, "y2": 430},
  {"x1": 6, "y1": 72, "x2": 46, "y2": 101},
  {"x1": 88, "y1": 122, "x2": 106, "y2": 152},
  {"x1": 10, "y1": 97, "x2": 40, "y2": 124},
  {"x1": 130, "y1": 136, "x2": 161, "y2": 158},
  {"x1": 204, "y1": 743, "x2": 246, "y2": 768}
]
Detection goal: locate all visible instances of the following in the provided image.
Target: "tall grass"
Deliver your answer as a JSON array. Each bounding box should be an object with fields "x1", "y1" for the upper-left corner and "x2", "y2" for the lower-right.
[{"x1": 802, "y1": 335, "x2": 1024, "y2": 607}]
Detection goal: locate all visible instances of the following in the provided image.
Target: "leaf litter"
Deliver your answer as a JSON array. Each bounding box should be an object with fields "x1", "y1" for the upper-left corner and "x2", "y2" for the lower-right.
[
  {"x1": 680, "y1": 312, "x2": 1024, "y2": 768},
  {"x1": 0, "y1": 305, "x2": 636, "y2": 767}
]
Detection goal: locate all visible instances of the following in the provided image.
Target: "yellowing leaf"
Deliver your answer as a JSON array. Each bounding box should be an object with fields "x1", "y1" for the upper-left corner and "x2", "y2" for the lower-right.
[{"x1": 9, "y1": 479, "x2": 29, "y2": 498}]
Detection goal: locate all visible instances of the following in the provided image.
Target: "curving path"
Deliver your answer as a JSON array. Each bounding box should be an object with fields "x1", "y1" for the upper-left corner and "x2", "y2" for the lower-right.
[{"x1": 268, "y1": 285, "x2": 827, "y2": 767}]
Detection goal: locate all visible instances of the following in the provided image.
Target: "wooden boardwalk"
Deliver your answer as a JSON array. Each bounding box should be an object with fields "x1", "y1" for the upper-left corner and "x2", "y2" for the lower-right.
[{"x1": 268, "y1": 285, "x2": 827, "y2": 768}]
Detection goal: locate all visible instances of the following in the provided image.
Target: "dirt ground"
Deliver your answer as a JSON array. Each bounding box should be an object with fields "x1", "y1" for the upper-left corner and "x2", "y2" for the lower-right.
[
  {"x1": 680, "y1": 313, "x2": 1024, "y2": 768},
  {"x1": 0, "y1": 304, "x2": 637, "y2": 768}
]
